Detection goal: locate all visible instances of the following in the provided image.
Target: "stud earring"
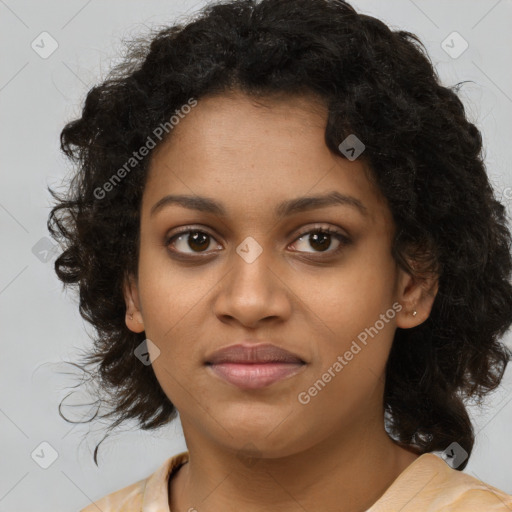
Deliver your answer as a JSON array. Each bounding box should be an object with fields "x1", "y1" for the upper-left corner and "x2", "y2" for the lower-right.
[
  {"x1": 128, "y1": 312, "x2": 144, "y2": 325},
  {"x1": 412, "y1": 310, "x2": 417, "y2": 317}
]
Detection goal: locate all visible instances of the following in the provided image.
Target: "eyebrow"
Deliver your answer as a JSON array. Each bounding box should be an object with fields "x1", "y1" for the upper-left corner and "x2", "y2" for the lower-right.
[{"x1": 150, "y1": 191, "x2": 368, "y2": 218}]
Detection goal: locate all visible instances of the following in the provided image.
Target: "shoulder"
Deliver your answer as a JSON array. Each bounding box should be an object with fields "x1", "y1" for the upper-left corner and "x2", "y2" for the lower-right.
[
  {"x1": 426, "y1": 458, "x2": 512, "y2": 511},
  {"x1": 368, "y1": 453, "x2": 512, "y2": 512},
  {"x1": 79, "y1": 451, "x2": 189, "y2": 512},
  {"x1": 79, "y1": 478, "x2": 146, "y2": 512}
]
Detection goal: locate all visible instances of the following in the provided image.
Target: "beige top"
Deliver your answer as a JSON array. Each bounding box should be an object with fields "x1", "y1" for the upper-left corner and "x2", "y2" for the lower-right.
[{"x1": 80, "y1": 451, "x2": 512, "y2": 511}]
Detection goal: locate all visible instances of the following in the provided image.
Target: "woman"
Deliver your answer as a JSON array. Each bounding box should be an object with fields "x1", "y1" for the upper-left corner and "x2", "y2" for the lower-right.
[{"x1": 48, "y1": 0, "x2": 512, "y2": 510}]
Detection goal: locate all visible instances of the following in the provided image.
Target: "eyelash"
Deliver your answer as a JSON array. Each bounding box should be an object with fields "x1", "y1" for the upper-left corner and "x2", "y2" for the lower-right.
[{"x1": 164, "y1": 224, "x2": 351, "y2": 260}]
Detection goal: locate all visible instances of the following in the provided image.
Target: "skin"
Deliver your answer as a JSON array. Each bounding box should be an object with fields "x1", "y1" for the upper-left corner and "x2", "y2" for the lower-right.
[{"x1": 123, "y1": 90, "x2": 438, "y2": 512}]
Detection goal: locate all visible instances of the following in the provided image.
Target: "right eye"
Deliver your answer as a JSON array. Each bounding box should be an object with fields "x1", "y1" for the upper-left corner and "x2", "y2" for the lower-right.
[{"x1": 165, "y1": 229, "x2": 222, "y2": 255}]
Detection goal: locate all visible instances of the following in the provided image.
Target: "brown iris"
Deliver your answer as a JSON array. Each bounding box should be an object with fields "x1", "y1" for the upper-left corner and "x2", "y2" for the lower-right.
[
  {"x1": 307, "y1": 231, "x2": 331, "y2": 252},
  {"x1": 187, "y1": 231, "x2": 210, "y2": 252}
]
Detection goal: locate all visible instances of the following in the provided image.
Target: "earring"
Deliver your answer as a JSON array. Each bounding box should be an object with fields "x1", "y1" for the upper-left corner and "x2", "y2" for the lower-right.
[
  {"x1": 128, "y1": 312, "x2": 144, "y2": 325},
  {"x1": 412, "y1": 310, "x2": 417, "y2": 317}
]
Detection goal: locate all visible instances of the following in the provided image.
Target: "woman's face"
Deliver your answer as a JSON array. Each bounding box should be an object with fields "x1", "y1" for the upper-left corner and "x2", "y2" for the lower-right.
[{"x1": 125, "y1": 91, "x2": 432, "y2": 458}]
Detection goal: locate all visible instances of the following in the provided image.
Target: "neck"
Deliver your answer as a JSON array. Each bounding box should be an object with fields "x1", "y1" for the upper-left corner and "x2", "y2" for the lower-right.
[{"x1": 169, "y1": 416, "x2": 420, "y2": 512}]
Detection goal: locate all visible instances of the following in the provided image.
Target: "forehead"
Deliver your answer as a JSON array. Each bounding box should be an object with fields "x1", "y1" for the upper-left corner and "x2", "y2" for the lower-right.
[{"x1": 142, "y1": 92, "x2": 390, "y2": 226}]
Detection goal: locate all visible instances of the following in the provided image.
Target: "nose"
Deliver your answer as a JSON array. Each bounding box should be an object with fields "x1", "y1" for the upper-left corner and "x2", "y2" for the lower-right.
[{"x1": 212, "y1": 243, "x2": 292, "y2": 329}]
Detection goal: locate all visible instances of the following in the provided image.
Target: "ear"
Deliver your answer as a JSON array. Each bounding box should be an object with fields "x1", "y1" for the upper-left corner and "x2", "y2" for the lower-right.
[
  {"x1": 123, "y1": 273, "x2": 145, "y2": 333},
  {"x1": 395, "y1": 264, "x2": 439, "y2": 329}
]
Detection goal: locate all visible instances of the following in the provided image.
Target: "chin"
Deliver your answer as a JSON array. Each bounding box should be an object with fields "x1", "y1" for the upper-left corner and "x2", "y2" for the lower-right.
[{"x1": 209, "y1": 414, "x2": 312, "y2": 458}]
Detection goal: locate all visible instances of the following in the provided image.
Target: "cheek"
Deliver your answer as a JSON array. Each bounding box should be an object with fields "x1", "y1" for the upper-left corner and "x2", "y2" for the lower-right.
[
  {"x1": 136, "y1": 267, "x2": 203, "y2": 392},
  {"x1": 297, "y1": 319, "x2": 396, "y2": 429},
  {"x1": 302, "y1": 247, "x2": 397, "y2": 339},
  {"x1": 138, "y1": 259, "x2": 208, "y2": 338},
  {"x1": 298, "y1": 245, "x2": 398, "y2": 400}
]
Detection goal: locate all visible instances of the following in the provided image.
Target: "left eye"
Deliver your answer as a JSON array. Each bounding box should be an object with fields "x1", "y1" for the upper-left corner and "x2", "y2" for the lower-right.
[
  {"x1": 165, "y1": 227, "x2": 349, "y2": 255},
  {"x1": 290, "y1": 228, "x2": 349, "y2": 254}
]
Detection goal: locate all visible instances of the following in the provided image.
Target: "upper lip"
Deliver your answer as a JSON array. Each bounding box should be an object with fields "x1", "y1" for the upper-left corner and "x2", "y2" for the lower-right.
[{"x1": 205, "y1": 343, "x2": 305, "y2": 364}]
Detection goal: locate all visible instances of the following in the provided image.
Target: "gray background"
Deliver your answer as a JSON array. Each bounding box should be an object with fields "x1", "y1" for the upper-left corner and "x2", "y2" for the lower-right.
[{"x1": 1, "y1": 1, "x2": 512, "y2": 511}]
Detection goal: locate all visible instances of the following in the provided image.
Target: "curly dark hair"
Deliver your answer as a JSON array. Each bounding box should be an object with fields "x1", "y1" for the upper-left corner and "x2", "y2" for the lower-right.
[{"x1": 47, "y1": 0, "x2": 512, "y2": 468}]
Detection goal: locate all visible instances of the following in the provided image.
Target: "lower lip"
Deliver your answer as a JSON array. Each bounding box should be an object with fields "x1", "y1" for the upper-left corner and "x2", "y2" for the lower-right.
[{"x1": 207, "y1": 362, "x2": 305, "y2": 390}]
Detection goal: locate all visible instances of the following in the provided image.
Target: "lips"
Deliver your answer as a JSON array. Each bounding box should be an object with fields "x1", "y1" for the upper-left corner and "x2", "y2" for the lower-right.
[
  {"x1": 205, "y1": 343, "x2": 306, "y2": 390},
  {"x1": 206, "y1": 343, "x2": 304, "y2": 365}
]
